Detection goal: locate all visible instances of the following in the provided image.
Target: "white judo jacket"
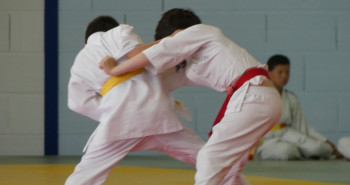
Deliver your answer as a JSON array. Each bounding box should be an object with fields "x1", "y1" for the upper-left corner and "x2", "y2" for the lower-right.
[
  {"x1": 143, "y1": 24, "x2": 268, "y2": 113},
  {"x1": 68, "y1": 24, "x2": 184, "y2": 144}
]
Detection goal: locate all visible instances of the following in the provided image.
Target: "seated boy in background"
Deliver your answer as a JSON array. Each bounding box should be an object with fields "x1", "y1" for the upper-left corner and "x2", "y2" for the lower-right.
[{"x1": 254, "y1": 54, "x2": 343, "y2": 160}]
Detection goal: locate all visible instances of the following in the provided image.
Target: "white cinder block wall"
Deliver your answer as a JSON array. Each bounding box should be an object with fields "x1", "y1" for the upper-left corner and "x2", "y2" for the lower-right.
[
  {"x1": 0, "y1": 0, "x2": 44, "y2": 155},
  {"x1": 2, "y1": 0, "x2": 349, "y2": 156}
]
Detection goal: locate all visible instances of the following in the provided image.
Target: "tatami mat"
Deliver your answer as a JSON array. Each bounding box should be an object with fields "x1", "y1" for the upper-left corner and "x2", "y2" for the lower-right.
[{"x1": 1, "y1": 164, "x2": 348, "y2": 185}]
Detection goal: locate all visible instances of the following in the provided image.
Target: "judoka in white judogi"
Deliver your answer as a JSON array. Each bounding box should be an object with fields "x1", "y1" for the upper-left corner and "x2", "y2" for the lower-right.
[
  {"x1": 103, "y1": 21, "x2": 283, "y2": 185},
  {"x1": 255, "y1": 89, "x2": 333, "y2": 160}
]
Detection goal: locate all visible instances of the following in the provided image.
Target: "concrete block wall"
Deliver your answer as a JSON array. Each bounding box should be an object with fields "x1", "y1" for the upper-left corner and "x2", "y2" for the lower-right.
[
  {"x1": 56, "y1": 0, "x2": 349, "y2": 155},
  {"x1": 0, "y1": 0, "x2": 44, "y2": 155}
]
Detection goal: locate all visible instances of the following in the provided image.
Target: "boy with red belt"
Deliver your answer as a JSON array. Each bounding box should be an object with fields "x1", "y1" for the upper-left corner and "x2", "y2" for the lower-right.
[{"x1": 100, "y1": 9, "x2": 282, "y2": 185}]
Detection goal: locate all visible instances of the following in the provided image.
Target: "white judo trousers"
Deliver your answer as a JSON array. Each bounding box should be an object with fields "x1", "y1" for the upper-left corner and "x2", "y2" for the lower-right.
[
  {"x1": 256, "y1": 128, "x2": 333, "y2": 160},
  {"x1": 195, "y1": 86, "x2": 282, "y2": 185},
  {"x1": 65, "y1": 127, "x2": 205, "y2": 185}
]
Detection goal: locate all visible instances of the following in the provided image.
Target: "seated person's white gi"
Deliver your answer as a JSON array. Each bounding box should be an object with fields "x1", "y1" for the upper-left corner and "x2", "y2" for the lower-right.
[{"x1": 255, "y1": 89, "x2": 333, "y2": 160}]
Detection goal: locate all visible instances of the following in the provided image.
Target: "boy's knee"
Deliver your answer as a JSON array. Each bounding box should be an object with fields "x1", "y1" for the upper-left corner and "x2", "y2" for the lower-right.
[
  {"x1": 277, "y1": 143, "x2": 302, "y2": 160},
  {"x1": 257, "y1": 141, "x2": 301, "y2": 160}
]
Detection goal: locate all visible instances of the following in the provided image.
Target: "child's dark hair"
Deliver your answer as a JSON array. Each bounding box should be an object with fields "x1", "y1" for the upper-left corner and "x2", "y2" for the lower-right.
[
  {"x1": 85, "y1": 16, "x2": 119, "y2": 44},
  {"x1": 154, "y1": 8, "x2": 201, "y2": 40},
  {"x1": 267, "y1": 54, "x2": 290, "y2": 71}
]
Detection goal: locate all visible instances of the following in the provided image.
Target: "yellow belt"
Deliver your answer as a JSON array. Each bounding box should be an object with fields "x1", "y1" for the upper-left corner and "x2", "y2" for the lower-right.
[
  {"x1": 100, "y1": 68, "x2": 146, "y2": 96},
  {"x1": 269, "y1": 123, "x2": 286, "y2": 132}
]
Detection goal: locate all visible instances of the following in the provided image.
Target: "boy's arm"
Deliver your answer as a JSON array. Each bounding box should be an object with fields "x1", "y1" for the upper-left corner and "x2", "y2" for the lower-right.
[
  {"x1": 126, "y1": 40, "x2": 160, "y2": 59},
  {"x1": 100, "y1": 53, "x2": 150, "y2": 76},
  {"x1": 100, "y1": 40, "x2": 160, "y2": 76},
  {"x1": 99, "y1": 30, "x2": 179, "y2": 76},
  {"x1": 129, "y1": 30, "x2": 178, "y2": 58}
]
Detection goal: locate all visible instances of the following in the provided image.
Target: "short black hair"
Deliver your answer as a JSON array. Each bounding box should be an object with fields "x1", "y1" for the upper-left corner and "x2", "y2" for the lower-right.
[
  {"x1": 85, "y1": 15, "x2": 119, "y2": 44},
  {"x1": 267, "y1": 54, "x2": 290, "y2": 71},
  {"x1": 154, "y1": 8, "x2": 201, "y2": 40}
]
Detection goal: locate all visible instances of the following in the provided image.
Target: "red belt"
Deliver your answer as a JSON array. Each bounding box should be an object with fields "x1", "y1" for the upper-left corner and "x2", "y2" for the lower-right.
[{"x1": 208, "y1": 67, "x2": 270, "y2": 137}]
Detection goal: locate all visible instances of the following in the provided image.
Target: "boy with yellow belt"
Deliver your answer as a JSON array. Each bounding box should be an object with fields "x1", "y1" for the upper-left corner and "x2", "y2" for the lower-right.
[{"x1": 66, "y1": 15, "x2": 205, "y2": 185}]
